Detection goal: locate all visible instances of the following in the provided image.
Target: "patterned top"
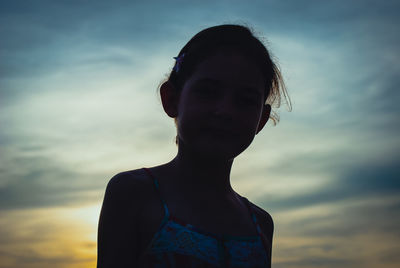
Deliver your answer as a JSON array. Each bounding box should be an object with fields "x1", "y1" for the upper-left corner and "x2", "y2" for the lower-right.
[{"x1": 138, "y1": 168, "x2": 271, "y2": 267}]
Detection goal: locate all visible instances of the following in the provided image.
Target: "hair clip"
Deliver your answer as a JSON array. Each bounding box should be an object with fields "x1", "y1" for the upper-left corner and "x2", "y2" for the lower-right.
[{"x1": 173, "y1": 53, "x2": 185, "y2": 72}]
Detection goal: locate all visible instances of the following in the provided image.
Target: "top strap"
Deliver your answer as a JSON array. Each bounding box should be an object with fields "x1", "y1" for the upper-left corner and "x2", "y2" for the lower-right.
[
  {"x1": 241, "y1": 196, "x2": 262, "y2": 236},
  {"x1": 143, "y1": 168, "x2": 170, "y2": 219},
  {"x1": 241, "y1": 196, "x2": 271, "y2": 259}
]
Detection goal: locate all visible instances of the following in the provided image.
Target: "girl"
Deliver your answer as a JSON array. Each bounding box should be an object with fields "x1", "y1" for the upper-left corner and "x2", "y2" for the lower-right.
[{"x1": 97, "y1": 24, "x2": 291, "y2": 267}]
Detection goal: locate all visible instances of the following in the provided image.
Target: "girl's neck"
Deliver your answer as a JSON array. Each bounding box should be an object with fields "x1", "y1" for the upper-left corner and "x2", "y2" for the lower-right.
[{"x1": 165, "y1": 143, "x2": 235, "y2": 198}]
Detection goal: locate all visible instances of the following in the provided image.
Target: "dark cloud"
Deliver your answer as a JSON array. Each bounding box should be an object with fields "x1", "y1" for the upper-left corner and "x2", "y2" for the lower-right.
[
  {"x1": 2, "y1": 0, "x2": 398, "y2": 78},
  {"x1": 0, "y1": 1, "x2": 150, "y2": 80},
  {"x1": 380, "y1": 249, "x2": 400, "y2": 264},
  {"x1": 256, "y1": 149, "x2": 400, "y2": 212},
  {"x1": 282, "y1": 197, "x2": 400, "y2": 238},
  {"x1": 0, "y1": 155, "x2": 106, "y2": 210},
  {"x1": 341, "y1": 158, "x2": 400, "y2": 195}
]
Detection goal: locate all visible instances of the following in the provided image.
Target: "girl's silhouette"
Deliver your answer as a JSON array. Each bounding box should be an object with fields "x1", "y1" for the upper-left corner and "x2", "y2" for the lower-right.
[{"x1": 97, "y1": 24, "x2": 291, "y2": 267}]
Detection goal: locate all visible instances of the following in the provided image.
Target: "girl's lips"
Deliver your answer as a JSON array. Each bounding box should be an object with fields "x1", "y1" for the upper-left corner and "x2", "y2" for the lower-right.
[
  {"x1": 203, "y1": 126, "x2": 232, "y2": 132},
  {"x1": 206, "y1": 123, "x2": 235, "y2": 132},
  {"x1": 201, "y1": 127, "x2": 237, "y2": 138}
]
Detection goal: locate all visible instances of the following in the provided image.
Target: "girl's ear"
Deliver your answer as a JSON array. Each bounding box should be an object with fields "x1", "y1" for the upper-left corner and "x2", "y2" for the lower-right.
[
  {"x1": 160, "y1": 81, "x2": 179, "y2": 118},
  {"x1": 256, "y1": 104, "x2": 271, "y2": 134}
]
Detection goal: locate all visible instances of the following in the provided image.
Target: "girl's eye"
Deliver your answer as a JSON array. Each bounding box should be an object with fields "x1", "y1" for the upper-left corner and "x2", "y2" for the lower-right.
[
  {"x1": 197, "y1": 87, "x2": 218, "y2": 97},
  {"x1": 238, "y1": 95, "x2": 258, "y2": 105}
]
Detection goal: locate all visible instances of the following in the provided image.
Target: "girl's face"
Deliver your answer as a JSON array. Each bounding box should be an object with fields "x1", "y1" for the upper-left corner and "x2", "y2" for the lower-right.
[{"x1": 176, "y1": 51, "x2": 267, "y2": 160}]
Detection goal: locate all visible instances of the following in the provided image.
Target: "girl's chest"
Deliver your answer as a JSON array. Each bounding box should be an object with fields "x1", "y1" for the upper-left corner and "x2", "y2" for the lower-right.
[{"x1": 136, "y1": 196, "x2": 258, "y2": 256}]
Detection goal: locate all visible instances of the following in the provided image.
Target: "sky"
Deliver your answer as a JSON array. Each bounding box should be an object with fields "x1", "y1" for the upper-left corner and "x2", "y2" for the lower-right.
[{"x1": 0, "y1": 0, "x2": 399, "y2": 267}]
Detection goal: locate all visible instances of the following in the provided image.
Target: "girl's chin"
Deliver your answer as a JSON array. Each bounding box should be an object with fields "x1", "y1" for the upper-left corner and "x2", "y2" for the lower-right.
[{"x1": 189, "y1": 140, "x2": 244, "y2": 161}]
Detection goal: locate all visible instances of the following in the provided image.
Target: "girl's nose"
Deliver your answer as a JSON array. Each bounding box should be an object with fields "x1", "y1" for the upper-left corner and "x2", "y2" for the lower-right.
[{"x1": 213, "y1": 95, "x2": 235, "y2": 119}]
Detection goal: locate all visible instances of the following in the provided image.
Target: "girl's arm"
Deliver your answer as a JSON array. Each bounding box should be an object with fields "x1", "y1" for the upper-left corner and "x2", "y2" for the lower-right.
[{"x1": 97, "y1": 172, "x2": 141, "y2": 267}]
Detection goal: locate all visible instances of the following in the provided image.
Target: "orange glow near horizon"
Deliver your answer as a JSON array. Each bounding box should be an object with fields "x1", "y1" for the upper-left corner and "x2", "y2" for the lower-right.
[{"x1": 0, "y1": 205, "x2": 100, "y2": 268}]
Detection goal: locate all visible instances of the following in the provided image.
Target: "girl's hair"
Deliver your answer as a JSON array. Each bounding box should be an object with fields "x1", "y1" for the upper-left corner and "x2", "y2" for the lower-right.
[{"x1": 161, "y1": 24, "x2": 292, "y2": 142}]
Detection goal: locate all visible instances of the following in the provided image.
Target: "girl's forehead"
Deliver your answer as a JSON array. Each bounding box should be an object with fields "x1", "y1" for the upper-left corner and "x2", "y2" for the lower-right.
[{"x1": 188, "y1": 52, "x2": 265, "y2": 89}]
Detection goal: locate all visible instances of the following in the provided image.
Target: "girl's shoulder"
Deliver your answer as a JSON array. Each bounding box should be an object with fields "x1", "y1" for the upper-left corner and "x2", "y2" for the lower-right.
[
  {"x1": 107, "y1": 168, "x2": 150, "y2": 187},
  {"x1": 98, "y1": 168, "x2": 154, "y2": 265},
  {"x1": 104, "y1": 168, "x2": 154, "y2": 208}
]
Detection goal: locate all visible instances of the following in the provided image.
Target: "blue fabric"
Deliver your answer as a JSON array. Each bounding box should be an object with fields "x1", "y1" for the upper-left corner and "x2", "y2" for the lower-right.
[
  {"x1": 140, "y1": 168, "x2": 269, "y2": 267},
  {"x1": 149, "y1": 220, "x2": 221, "y2": 266}
]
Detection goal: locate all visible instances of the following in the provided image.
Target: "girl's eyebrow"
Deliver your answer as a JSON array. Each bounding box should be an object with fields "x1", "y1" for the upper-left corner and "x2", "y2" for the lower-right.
[
  {"x1": 194, "y1": 78, "x2": 222, "y2": 85},
  {"x1": 195, "y1": 78, "x2": 259, "y2": 90},
  {"x1": 242, "y1": 86, "x2": 262, "y2": 95},
  {"x1": 194, "y1": 77, "x2": 262, "y2": 95}
]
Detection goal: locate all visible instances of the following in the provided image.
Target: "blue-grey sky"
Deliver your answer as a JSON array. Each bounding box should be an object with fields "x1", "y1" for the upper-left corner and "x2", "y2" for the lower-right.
[{"x1": 1, "y1": 0, "x2": 399, "y2": 267}]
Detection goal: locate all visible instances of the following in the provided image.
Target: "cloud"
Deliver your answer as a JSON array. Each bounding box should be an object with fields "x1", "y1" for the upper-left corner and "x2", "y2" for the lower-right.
[
  {"x1": 0, "y1": 154, "x2": 104, "y2": 210},
  {"x1": 268, "y1": 192, "x2": 400, "y2": 267},
  {"x1": 252, "y1": 147, "x2": 400, "y2": 212}
]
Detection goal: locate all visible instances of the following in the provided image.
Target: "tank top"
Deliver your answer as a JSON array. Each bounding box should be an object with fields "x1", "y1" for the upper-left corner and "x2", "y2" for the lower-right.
[{"x1": 138, "y1": 168, "x2": 271, "y2": 267}]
